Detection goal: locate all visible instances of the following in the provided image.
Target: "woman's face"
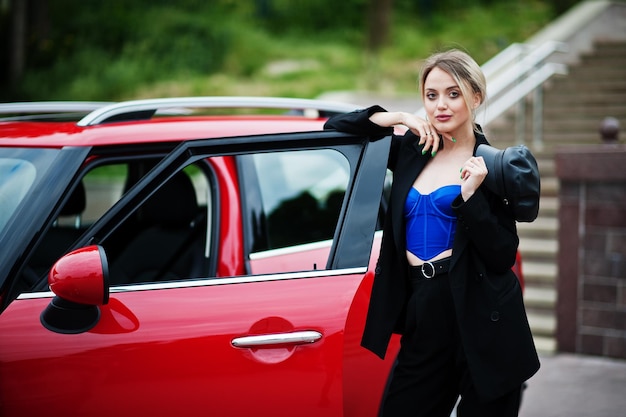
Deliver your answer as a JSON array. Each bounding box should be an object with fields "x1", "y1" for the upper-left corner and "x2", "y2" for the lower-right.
[{"x1": 423, "y1": 67, "x2": 478, "y2": 135}]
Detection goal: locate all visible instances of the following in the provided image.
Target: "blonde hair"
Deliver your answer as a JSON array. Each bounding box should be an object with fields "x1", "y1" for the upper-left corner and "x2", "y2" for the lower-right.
[{"x1": 419, "y1": 49, "x2": 487, "y2": 131}]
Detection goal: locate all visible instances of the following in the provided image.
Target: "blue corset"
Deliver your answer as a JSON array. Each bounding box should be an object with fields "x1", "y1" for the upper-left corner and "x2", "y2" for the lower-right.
[{"x1": 404, "y1": 184, "x2": 460, "y2": 260}]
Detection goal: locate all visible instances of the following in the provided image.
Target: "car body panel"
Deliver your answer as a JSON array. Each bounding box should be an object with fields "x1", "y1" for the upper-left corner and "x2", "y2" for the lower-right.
[
  {"x1": 2, "y1": 268, "x2": 392, "y2": 416},
  {"x1": 250, "y1": 241, "x2": 333, "y2": 274},
  {"x1": 0, "y1": 107, "x2": 399, "y2": 416},
  {"x1": 0, "y1": 117, "x2": 327, "y2": 147}
]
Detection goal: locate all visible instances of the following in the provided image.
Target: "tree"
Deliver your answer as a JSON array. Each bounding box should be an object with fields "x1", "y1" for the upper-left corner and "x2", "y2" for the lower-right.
[
  {"x1": 9, "y1": 0, "x2": 27, "y2": 85},
  {"x1": 366, "y1": 0, "x2": 393, "y2": 53}
]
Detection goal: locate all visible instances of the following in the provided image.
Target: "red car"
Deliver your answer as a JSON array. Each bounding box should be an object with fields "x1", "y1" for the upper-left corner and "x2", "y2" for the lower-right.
[{"x1": 0, "y1": 97, "x2": 523, "y2": 416}]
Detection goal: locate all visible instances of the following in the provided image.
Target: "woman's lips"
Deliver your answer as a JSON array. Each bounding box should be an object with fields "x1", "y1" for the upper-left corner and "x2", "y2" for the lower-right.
[{"x1": 435, "y1": 115, "x2": 451, "y2": 122}]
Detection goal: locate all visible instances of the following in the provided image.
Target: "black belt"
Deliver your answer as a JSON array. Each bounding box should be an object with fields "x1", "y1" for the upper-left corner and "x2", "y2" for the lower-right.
[{"x1": 408, "y1": 257, "x2": 451, "y2": 281}]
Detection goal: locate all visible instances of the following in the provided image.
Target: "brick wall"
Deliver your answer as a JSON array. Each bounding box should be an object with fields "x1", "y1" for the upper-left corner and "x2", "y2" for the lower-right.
[{"x1": 555, "y1": 144, "x2": 626, "y2": 358}]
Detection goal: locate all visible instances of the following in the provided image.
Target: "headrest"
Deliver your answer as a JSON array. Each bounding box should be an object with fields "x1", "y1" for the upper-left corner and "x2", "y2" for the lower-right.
[
  {"x1": 477, "y1": 144, "x2": 541, "y2": 222},
  {"x1": 142, "y1": 172, "x2": 198, "y2": 227}
]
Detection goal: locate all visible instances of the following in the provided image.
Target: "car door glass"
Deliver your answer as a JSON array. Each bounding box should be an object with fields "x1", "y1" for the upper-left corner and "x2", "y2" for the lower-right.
[
  {"x1": 24, "y1": 158, "x2": 213, "y2": 289},
  {"x1": 103, "y1": 162, "x2": 212, "y2": 286},
  {"x1": 23, "y1": 162, "x2": 133, "y2": 289},
  {"x1": 0, "y1": 158, "x2": 36, "y2": 232},
  {"x1": 79, "y1": 164, "x2": 127, "y2": 226},
  {"x1": 248, "y1": 149, "x2": 349, "y2": 273},
  {"x1": 257, "y1": 149, "x2": 349, "y2": 247}
]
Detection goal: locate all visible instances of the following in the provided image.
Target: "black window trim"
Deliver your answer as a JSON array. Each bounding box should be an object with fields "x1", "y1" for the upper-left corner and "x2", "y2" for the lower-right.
[{"x1": 63, "y1": 131, "x2": 391, "y2": 280}]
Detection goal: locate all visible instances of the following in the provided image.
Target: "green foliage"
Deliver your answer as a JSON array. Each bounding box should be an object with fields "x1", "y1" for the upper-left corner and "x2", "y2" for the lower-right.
[
  {"x1": 12, "y1": 0, "x2": 241, "y2": 100},
  {"x1": 357, "y1": 1, "x2": 554, "y2": 94},
  {"x1": 3, "y1": 0, "x2": 559, "y2": 101},
  {"x1": 388, "y1": 1, "x2": 552, "y2": 62},
  {"x1": 256, "y1": 0, "x2": 369, "y2": 35}
]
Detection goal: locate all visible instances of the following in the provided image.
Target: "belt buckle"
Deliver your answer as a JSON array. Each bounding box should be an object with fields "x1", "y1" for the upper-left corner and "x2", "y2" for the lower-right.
[{"x1": 421, "y1": 261, "x2": 435, "y2": 279}]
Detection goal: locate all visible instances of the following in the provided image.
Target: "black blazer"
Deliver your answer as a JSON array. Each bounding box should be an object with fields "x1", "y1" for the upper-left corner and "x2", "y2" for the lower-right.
[{"x1": 325, "y1": 106, "x2": 540, "y2": 401}]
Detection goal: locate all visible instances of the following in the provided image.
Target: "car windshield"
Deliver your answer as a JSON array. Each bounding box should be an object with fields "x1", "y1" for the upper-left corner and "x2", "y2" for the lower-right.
[{"x1": 0, "y1": 148, "x2": 60, "y2": 236}]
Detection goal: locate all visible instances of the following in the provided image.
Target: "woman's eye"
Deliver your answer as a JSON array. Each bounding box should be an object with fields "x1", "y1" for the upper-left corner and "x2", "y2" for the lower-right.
[
  {"x1": 449, "y1": 91, "x2": 460, "y2": 98},
  {"x1": 426, "y1": 93, "x2": 436, "y2": 100}
]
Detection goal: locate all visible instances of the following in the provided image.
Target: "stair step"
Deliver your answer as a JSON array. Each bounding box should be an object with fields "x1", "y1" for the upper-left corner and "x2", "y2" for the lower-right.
[
  {"x1": 540, "y1": 177, "x2": 559, "y2": 196},
  {"x1": 488, "y1": 133, "x2": 602, "y2": 145},
  {"x1": 524, "y1": 286, "x2": 557, "y2": 309},
  {"x1": 563, "y1": 70, "x2": 626, "y2": 81},
  {"x1": 579, "y1": 61, "x2": 626, "y2": 70},
  {"x1": 545, "y1": 81, "x2": 625, "y2": 94},
  {"x1": 539, "y1": 131, "x2": 611, "y2": 143},
  {"x1": 519, "y1": 237, "x2": 558, "y2": 259},
  {"x1": 545, "y1": 93, "x2": 626, "y2": 105},
  {"x1": 544, "y1": 105, "x2": 626, "y2": 117},
  {"x1": 527, "y1": 311, "x2": 557, "y2": 353},
  {"x1": 544, "y1": 96, "x2": 624, "y2": 108},
  {"x1": 520, "y1": 261, "x2": 557, "y2": 285},
  {"x1": 542, "y1": 119, "x2": 613, "y2": 132},
  {"x1": 533, "y1": 335, "x2": 557, "y2": 354},
  {"x1": 536, "y1": 158, "x2": 555, "y2": 175},
  {"x1": 527, "y1": 310, "x2": 556, "y2": 333},
  {"x1": 538, "y1": 197, "x2": 558, "y2": 217},
  {"x1": 518, "y1": 217, "x2": 557, "y2": 239}
]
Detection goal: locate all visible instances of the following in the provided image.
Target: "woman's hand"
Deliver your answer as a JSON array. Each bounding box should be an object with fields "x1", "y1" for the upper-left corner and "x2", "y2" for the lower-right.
[
  {"x1": 401, "y1": 114, "x2": 441, "y2": 156},
  {"x1": 369, "y1": 111, "x2": 444, "y2": 156},
  {"x1": 460, "y1": 156, "x2": 488, "y2": 201}
]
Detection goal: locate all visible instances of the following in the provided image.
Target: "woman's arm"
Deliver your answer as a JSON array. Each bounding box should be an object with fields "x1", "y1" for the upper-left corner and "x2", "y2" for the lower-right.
[
  {"x1": 324, "y1": 105, "x2": 441, "y2": 154},
  {"x1": 323, "y1": 105, "x2": 393, "y2": 137}
]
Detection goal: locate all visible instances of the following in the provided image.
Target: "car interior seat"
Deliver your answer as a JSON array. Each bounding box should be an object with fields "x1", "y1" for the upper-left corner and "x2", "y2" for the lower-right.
[{"x1": 109, "y1": 171, "x2": 207, "y2": 285}]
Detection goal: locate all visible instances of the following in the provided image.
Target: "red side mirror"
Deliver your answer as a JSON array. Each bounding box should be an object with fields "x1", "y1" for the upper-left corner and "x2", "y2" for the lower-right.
[
  {"x1": 48, "y1": 245, "x2": 109, "y2": 306},
  {"x1": 41, "y1": 245, "x2": 110, "y2": 334}
]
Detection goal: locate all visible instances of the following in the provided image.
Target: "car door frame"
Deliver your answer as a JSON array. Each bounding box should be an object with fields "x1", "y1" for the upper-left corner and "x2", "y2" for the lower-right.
[{"x1": 72, "y1": 130, "x2": 391, "y2": 276}]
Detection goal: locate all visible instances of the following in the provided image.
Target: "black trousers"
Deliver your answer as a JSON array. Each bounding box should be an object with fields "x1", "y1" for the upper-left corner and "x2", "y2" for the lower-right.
[{"x1": 381, "y1": 271, "x2": 522, "y2": 417}]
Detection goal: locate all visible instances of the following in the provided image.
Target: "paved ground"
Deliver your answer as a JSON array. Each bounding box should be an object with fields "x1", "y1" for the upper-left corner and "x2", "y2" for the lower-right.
[{"x1": 519, "y1": 353, "x2": 626, "y2": 417}]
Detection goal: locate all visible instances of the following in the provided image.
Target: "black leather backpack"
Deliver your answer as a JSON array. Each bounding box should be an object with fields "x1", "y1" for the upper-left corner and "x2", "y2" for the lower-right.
[{"x1": 477, "y1": 144, "x2": 541, "y2": 222}]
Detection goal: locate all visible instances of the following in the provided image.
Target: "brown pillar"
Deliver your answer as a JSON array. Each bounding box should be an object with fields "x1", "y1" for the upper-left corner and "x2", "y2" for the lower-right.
[{"x1": 555, "y1": 144, "x2": 626, "y2": 358}]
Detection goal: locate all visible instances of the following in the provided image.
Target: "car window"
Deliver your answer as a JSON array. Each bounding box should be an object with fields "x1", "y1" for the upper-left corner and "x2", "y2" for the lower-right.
[
  {"x1": 98, "y1": 148, "x2": 352, "y2": 284},
  {"x1": 78, "y1": 164, "x2": 127, "y2": 226},
  {"x1": 0, "y1": 148, "x2": 63, "y2": 238},
  {"x1": 23, "y1": 132, "x2": 389, "y2": 289},
  {"x1": 98, "y1": 161, "x2": 212, "y2": 286},
  {"x1": 23, "y1": 157, "x2": 212, "y2": 289},
  {"x1": 253, "y1": 149, "x2": 349, "y2": 249},
  {"x1": 0, "y1": 158, "x2": 36, "y2": 232},
  {"x1": 243, "y1": 148, "x2": 355, "y2": 275}
]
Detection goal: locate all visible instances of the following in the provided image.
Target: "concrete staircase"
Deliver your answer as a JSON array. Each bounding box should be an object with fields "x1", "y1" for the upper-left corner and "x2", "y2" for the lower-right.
[{"x1": 484, "y1": 40, "x2": 626, "y2": 353}]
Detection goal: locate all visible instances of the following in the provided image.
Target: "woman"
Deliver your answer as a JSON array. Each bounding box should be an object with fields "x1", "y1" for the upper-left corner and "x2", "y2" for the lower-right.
[{"x1": 324, "y1": 49, "x2": 539, "y2": 417}]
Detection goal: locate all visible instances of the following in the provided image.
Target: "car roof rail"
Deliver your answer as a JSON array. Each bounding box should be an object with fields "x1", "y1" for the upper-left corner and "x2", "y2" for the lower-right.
[
  {"x1": 77, "y1": 96, "x2": 360, "y2": 126},
  {"x1": 0, "y1": 101, "x2": 113, "y2": 122}
]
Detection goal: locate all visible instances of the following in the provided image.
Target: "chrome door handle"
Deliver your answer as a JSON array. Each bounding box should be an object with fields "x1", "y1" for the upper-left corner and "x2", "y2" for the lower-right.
[{"x1": 231, "y1": 330, "x2": 322, "y2": 348}]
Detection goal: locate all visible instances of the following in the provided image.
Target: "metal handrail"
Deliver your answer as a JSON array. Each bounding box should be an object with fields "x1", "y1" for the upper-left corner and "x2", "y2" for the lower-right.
[
  {"x1": 482, "y1": 41, "x2": 568, "y2": 147},
  {"x1": 481, "y1": 43, "x2": 530, "y2": 80},
  {"x1": 77, "y1": 96, "x2": 360, "y2": 126},
  {"x1": 485, "y1": 41, "x2": 568, "y2": 101},
  {"x1": 478, "y1": 62, "x2": 568, "y2": 126}
]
